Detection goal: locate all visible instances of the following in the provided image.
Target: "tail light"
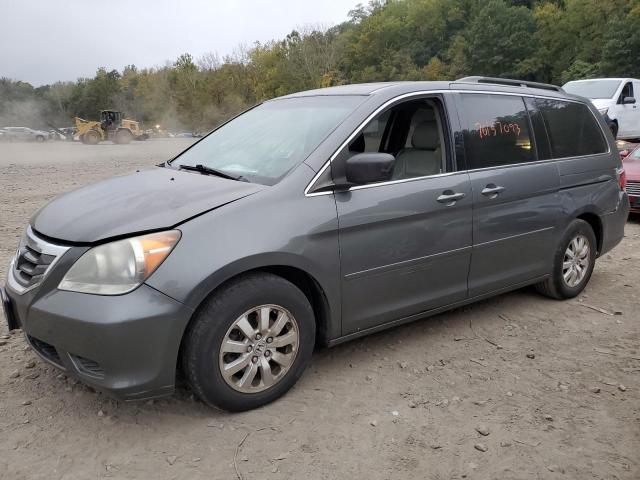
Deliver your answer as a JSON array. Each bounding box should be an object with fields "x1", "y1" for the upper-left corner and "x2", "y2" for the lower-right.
[{"x1": 616, "y1": 167, "x2": 627, "y2": 191}]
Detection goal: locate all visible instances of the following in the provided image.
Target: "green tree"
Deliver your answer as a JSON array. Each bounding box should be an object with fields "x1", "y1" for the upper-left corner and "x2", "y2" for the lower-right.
[{"x1": 466, "y1": 0, "x2": 538, "y2": 78}]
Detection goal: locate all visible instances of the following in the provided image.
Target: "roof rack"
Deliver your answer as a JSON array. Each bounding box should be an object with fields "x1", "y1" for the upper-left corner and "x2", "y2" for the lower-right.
[{"x1": 456, "y1": 76, "x2": 563, "y2": 92}]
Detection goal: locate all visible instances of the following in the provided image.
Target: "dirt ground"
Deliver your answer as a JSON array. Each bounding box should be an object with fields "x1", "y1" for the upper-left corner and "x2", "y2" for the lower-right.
[{"x1": 0, "y1": 140, "x2": 638, "y2": 480}]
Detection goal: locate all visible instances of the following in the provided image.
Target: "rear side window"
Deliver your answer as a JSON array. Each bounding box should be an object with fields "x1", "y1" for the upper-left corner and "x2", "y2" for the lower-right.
[
  {"x1": 458, "y1": 93, "x2": 535, "y2": 169},
  {"x1": 532, "y1": 99, "x2": 607, "y2": 158}
]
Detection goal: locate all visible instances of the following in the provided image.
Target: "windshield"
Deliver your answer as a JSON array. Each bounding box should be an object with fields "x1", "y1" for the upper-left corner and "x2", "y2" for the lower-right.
[
  {"x1": 170, "y1": 95, "x2": 364, "y2": 185},
  {"x1": 563, "y1": 80, "x2": 621, "y2": 99}
]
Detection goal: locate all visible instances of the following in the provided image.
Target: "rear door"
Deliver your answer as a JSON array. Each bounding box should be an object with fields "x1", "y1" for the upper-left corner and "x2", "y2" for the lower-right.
[
  {"x1": 454, "y1": 93, "x2": 561, "y2": 297},
  {"x1": 333, "y1": 95, "x2": 473, "y2": 335}
]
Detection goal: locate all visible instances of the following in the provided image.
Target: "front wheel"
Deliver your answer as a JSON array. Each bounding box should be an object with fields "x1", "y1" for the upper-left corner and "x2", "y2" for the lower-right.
[
  {"x1": 115, "y1": 129, "x2": 132, "y2": 144},
  {"x1": 182, "y1": 273, "x2": 315, "y2": 411},
  {"x1": 536, "y1": 219, "x2": 597, "y2": 299}
]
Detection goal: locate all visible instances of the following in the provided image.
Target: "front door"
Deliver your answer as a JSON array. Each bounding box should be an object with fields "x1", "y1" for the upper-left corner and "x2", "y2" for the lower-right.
[
  {"x1": 613, "y1": 81, "x2": 636, "y2": 138},
  {"x1": 333, "y1": 96, "x2": 473, "y2": 335}
]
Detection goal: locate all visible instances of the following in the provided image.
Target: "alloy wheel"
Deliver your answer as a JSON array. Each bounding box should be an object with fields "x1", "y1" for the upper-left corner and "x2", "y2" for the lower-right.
[{"x1": 219, "y1": 304, "x2": 299, "y2": 393}]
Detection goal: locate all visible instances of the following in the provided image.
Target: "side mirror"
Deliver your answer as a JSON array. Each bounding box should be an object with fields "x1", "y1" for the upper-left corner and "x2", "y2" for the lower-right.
[
  {"x1": 345, "y1": 153, "x2": 396, "y2": 185},
  {"x1": 623, "y1": 96, "x2": 636, "y2": 104}
]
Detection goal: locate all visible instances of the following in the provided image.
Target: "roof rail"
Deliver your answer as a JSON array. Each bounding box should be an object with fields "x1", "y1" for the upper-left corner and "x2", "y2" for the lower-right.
[{"x1": 456, "y1": 76, "x2": 563, "y2": 92}]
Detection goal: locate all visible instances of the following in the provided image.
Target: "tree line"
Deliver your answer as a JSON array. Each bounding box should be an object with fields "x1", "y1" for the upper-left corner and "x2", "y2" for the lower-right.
[{"x1": 1, "y1": 0, "x2": 639, "y2": 131}]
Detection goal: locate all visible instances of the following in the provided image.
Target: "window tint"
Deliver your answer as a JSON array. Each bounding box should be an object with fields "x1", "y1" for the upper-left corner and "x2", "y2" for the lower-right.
[
  {"x1": 533, "y1": 99, "x2": 607, "y2": 158},
  {"x1": 524, "y1": 98, "x2": 551, "y2": 160},
  {"x1": 459, "y1": 94, "x2": 535, "y2": 169}
]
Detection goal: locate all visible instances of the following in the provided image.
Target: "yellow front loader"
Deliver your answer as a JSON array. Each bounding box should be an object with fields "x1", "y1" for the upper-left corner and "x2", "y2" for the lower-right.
[{"x1": 75, "y1": 110, "x2": 148, "y2": 145}]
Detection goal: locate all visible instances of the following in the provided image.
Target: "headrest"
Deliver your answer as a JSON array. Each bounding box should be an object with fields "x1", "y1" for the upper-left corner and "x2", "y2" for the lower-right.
[
  {"x1": 411, "y1": 121, "x2": 439, "y2": 150},
  {"x1": 413, "y1": 108, "x2": 436, "y2": 122}
]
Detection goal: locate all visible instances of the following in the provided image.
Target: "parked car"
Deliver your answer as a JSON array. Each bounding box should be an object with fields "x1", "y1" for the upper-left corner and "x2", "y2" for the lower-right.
[
  {"x1": 623, "y1": 145, "x2": 640, "y2": 213},
  {"x1": 563, "y1": 78, "x2": 640, "y2": 140},
  {"x1": 1, "y1": 126, "x2": 49, "y2": 142},
  {"x1": 2, "y1": 76, "x2": 629, "y2": 411}
]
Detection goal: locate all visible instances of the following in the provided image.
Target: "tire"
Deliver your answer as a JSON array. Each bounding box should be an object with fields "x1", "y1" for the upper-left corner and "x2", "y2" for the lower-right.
[
  {"x1": 35, "y1": 135, "x2": 45, "y2": 142},
  {"x1": 84, "y1": 130, "x2": 100, "y2": 145},
  {"x1": 609, "y1": 121, "x2": 618, "y2": 139},
  {"x1": 536, "y1": 219, "x2": 597, "y2": 299},
  {"x1": 183, "y1": 272, "x2": 315, "y2": 411},
  {"x1": 115, "y1": 129, "x2": 132, "y2": 144}
]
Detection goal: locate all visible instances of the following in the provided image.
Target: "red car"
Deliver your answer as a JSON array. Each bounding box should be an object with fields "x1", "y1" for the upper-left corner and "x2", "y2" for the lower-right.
[
  {"x1": 617, "y1": 140, "x2": 638, "y2": 160},
  {"x1": 624, "y1": 146, "x2": 640, "y2": 213}
]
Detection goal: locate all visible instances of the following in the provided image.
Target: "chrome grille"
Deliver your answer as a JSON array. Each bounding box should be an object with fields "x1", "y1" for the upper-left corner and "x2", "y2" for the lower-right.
[
  {"x1": 8, "y1": 226, "x2": 69, "y2": 294},
  {"x1": 626, "y1": 180, "x2": 640, "y2": 196}
]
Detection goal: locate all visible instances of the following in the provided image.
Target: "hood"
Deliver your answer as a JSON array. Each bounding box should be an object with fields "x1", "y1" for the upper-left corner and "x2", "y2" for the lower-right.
[
  {"x1": 623, "y1": 152, "x2": 640, "y2": 179},
  {"x1": 591, "y1": 99, "x2": 614, "y2": 110},
  {"x1": 31, "y1": 167, "x2": 264, "y2": 243}
]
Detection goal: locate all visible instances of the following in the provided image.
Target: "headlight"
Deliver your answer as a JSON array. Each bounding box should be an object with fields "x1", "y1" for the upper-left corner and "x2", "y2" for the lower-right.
[
  {"x1": 59, "y1": 230, "x2": 181, "y2": 295},
  {"x1": 598, "y1": 107, "x2": 609, "y2": 116}
]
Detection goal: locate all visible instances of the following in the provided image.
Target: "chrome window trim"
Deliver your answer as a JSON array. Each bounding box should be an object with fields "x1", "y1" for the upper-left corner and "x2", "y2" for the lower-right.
[
  {"x1": 304, "y1": 89, "x2": 611, "y2": 197},
  {"x1": 6, "y1": 225, "x2": 70, "y2": 295}
]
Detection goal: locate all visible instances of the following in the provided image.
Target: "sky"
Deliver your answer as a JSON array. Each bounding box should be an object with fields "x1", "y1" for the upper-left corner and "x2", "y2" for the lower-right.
[{"x1": 0, "y1": 0, "x2": 361, "y2": 86}]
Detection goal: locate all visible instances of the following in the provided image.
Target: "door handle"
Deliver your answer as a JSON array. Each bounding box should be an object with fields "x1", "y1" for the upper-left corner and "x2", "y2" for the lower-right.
[
  {"x1": 437, "y1": 191, "x2": 466, "y2": 206},
  {"x1": 481, "y1": 184, "x2": 505, "y2": 198}
]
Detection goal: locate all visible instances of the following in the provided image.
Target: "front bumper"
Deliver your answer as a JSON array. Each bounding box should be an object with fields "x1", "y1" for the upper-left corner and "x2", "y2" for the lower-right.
[{"x1": 4, "y1": 280, "x2": 193, "y2": 401}]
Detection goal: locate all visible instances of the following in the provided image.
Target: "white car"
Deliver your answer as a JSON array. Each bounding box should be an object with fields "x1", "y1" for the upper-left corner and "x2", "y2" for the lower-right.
[{"x1": 563, "y1": 78, "x2": 640, "y2": 140}]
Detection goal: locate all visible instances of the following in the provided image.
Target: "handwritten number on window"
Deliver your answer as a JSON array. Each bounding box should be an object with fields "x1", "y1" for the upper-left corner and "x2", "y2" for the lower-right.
[{"x1": 474, "y1": 122, "x2": 522, "y2": 139}]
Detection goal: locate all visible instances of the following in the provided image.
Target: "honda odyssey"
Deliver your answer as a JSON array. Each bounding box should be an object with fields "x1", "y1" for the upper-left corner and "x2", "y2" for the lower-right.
[{"x1": 2, "y1": 76, "x2": 629, "y2": 411}]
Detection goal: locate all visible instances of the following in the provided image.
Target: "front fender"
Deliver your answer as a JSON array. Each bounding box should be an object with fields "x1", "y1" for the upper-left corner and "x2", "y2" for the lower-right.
[{"x1": 145, "y1": 175, "x2": 341, "y2": 339}]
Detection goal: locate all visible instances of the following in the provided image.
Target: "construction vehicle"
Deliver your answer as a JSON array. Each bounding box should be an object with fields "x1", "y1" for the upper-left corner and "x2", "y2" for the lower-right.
[{"x1": 75, "y1": 110, "x2": 148, "y2": 145}]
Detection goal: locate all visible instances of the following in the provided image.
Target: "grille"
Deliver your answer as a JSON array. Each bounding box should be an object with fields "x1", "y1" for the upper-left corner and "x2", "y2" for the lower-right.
[
  {"x1": 626, "y1": 180, "x2": 640, "y2": 196},
  {"x1": 28, "y1": 335, "x2": 64, "y2": 368},
  {"x1": 71, "y1": 354, "x2": 105, "y2": 378},
  {"x1": 13, "y1": 245, "x2": 56, "y2": 289},
  {"x1": 8, "y1": 226, "x2": 69, "y2": 294}
]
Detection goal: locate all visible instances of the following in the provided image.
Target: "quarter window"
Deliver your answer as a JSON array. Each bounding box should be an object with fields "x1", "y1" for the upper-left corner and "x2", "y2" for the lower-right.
[
  {"x1": 459, "y1": 94, "x2": 535, "y2": 169},
  {"x1": 533, "y1": 99, "x2": 607, "y2": 158}
]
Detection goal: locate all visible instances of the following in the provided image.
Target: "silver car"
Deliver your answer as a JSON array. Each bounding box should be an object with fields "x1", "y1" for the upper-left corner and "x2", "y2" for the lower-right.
[{"x1": 2, "y1": 126, "x2": 48, "y2": 142}]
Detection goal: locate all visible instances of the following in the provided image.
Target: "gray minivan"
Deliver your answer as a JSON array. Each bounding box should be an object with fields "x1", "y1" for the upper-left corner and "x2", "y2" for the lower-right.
[{"x1": 2, "y1": 77, "x2": 629, "y2": 411}]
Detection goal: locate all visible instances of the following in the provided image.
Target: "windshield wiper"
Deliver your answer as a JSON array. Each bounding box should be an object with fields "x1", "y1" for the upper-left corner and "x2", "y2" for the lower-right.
[{"x1": 177, "y1": 164, "x2": 247, "y2": 182}]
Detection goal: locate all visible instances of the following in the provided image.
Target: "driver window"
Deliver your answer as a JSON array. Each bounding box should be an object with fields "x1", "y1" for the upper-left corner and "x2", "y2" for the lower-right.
[
  {"x1": 343, "y1": 99, "x2": 446, "y2": 184},
  {"x1": 619, "y1": 82, "x2": 634, "y2": 103}
]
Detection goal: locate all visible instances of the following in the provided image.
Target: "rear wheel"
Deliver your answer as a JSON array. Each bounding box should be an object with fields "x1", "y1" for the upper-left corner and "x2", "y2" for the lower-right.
[
  {"x1": 609, "y1": 120, "x2": 618, "y2": 139},
  {"x1": 536, "y1": 219, "x2": 597, "y2": 299},
  {"x1": 35, "y1": 135, "x2": 45, "y2": 142},
  {"x1": 83, "y1": 130, "x2": 100, "y2": 145},
  {"x1": 183, "y1": 272, "x2": 315, "y2": 411}
]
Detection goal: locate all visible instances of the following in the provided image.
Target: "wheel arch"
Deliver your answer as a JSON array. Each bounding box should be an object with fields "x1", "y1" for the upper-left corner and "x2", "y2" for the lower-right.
[
  {"x1": 176, "y1": 260, "x2": 334, "y2": 377},
  {"x1": 575, "y1": 211, "x2": 603, "y2": 255}
]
